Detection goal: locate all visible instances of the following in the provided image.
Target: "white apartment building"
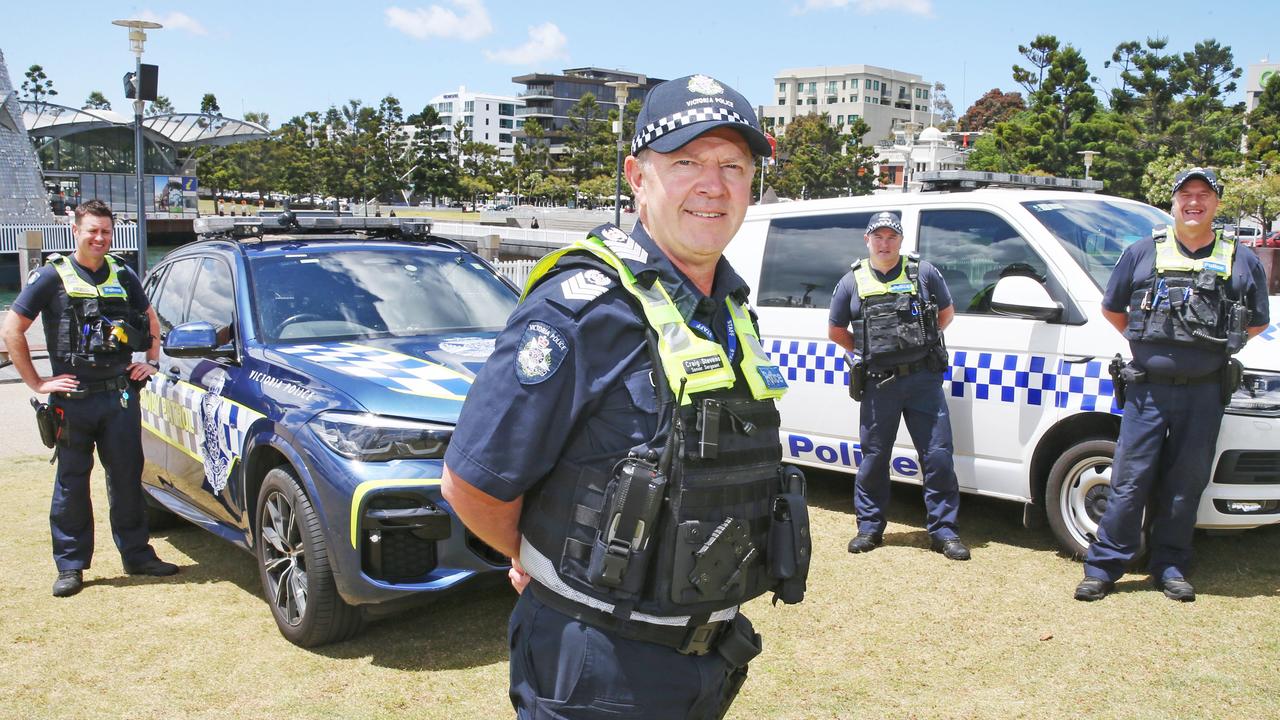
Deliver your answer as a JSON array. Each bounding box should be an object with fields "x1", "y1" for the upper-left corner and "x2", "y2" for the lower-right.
[
  {"x1": 427, "y1": 86, "x2": 524, "y2": 158},
  {"x1": 762, "y1": 65, "x2": 935, "y2": 144}
]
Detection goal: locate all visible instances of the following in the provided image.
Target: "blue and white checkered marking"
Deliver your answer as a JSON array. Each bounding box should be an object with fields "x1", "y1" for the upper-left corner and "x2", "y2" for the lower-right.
[
  {"x1": 764, "y1": 339, "x2": 1120, "y2": 414},
  {"x1": 141, "y1": 375, "x2": 262, "y2": 469},
  {"x1": 278, "y1": 343, "x2": 472, "y2": 400}
]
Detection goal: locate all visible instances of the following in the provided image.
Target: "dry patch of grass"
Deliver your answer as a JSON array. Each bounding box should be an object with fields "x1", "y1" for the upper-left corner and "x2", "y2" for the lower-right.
[{"x1": 1, "y1": 455, "x2": 1277, "y2": 719}]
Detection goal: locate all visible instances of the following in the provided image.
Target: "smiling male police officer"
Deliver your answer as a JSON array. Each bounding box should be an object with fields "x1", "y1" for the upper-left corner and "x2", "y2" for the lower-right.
[
  {"x1": 828, "y1": 211, "x2": 969, "y2": 560},
  {"x1": 1074, "y1": 169, "x2": 1269, "y2": 602},
  {"x1": 1, "y1": 200, "x2": 177, "y2": 598},
  {"x1": 442, "y1": 75, "x2": 810, "y2": 719}
]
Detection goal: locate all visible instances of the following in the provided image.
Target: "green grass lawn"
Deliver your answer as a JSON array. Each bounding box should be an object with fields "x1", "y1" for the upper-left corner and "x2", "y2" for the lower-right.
[{"x1": 1, "y1": 456, "x2": 1277, "y2": 719}]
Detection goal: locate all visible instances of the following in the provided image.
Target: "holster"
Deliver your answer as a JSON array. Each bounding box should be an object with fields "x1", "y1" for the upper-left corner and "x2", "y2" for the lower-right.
[
  {"x1": 30, "y1": 397, "x2": 64, "y2": 449},
  {"x1": 1221, "y1": 358, "x2": 1244, "y2": 405},
  {"x1": 846, "y1": 353, "x2": 866, "y2": 402},
  {"x1": 768, "y1": 465, "x2": 810, "y2": 605},
  {"x1": 925, "y1": 343, "x2": 949, "y2": 373},
  {"x1": 1108, "y1": 354, "x2": 1127, "y2": 409},
  {"x1": 714, "y1": 614, "x2": 762, "y2": 720}
]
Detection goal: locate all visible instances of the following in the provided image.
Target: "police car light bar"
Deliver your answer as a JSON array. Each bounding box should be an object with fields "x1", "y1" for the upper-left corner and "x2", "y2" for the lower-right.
[
  {"x1": 292, "y1": 216, "x2": 433, "y2": 235},
  {"x1": 193, "y1": 216, "x2": 264, "y2": 236},
  {"x1": 916, "y1": 170, "x2": 1104, "y2": 193}
]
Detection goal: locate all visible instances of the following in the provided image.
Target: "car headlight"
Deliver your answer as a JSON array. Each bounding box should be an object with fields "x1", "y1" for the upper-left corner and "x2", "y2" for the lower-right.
[
  {"x1": 308, "y1": 411, "x2": 453, "y2": 461},
  {"x1": 1227, "y1": 371, "x2": 1280, "y2": 417}
]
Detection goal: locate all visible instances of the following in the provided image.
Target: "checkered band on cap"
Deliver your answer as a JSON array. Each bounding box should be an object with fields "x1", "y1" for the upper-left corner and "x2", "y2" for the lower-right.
[{"x1": 631, "y1": 106, "x2": 753, "y2": 155}]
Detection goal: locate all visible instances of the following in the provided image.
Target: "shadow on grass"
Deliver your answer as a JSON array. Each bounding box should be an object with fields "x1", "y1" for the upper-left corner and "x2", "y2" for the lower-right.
[{"x1": 146, "y1": 520, "x2": 515, "y2": 670}]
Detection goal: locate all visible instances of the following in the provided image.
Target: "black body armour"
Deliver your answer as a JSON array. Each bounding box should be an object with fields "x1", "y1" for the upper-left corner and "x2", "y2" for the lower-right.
[{"x1": 851, "y1": 257, "x2": 942, "y2": 367}]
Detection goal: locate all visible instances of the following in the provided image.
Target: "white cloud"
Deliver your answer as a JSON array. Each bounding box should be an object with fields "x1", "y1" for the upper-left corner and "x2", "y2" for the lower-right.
[
  {"x1": 136, "y1": 10, "x2": 208, "y2": 35},
  {"x1": 385, "y1": 0, "x2": 493, "y2": 42},
  {"x1": 483, "y1": 22, "x2": 568, "y2": 65},
  {"x1": 799, "y1": 0, "x2": 933, "y2": 16}
]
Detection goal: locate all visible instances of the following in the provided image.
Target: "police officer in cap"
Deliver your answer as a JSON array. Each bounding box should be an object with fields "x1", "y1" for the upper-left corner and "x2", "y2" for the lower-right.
[
  {"x1": 1074, "y1": 168, "x2": 1270, "y2": 602},
  {"x1": 2, "y1": 200, "x2": 178, "y2": 598},
  {"x1": 829, "y1": 211, "x2": 969, "y2": 560},
  {"x1": 442, "y1": 74, "x2": 810, "y2": 718}
]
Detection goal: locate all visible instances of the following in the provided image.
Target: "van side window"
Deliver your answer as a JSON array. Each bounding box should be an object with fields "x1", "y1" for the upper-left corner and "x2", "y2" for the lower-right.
[
  {"x1": 757, "y1": 212, "x2": 879, "y2": 309},
  {"x1": 187, "y1": 257, "x2": 236, "y2": 346},
  {"x1": 153, "y1": 258, "x2": 201, "y2": 335},
  {"x1": 918, "y1": 209, "x2": 1049, "y2": 315}
]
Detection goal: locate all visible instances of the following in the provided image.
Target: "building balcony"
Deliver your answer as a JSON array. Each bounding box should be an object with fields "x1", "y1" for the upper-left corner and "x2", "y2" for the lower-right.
[
  {"x1": 518, "y1": 87, "x2": 555, "y2": 99},
  {"x1": 516, "y1": 106, "x2": 555, "y2": 118}
]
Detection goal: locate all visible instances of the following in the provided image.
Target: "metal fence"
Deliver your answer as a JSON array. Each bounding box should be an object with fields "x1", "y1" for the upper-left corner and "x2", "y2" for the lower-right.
[{"x1": 0, "y1": 224, "x2": 140, "y2": 254}]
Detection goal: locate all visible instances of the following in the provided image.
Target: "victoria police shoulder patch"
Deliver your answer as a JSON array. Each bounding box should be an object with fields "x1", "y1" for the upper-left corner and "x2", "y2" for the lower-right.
[{"x1": 515, "y1": 321, "x2": 570, "y2": 384}]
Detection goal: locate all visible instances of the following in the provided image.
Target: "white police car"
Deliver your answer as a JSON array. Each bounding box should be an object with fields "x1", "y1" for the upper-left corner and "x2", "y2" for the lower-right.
[
  {"x1": 724, "y1": 171, "x2": 1280, "y2": 556},
  {"x1": 139, "y1": 215, "x2": 516, "y2": 646}
]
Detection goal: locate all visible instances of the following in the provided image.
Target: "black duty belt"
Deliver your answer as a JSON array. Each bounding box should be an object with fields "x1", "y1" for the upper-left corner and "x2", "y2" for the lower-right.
[
  {"x1": 1140, "y1": 368, "x2": 1221, "y2": 386},
  {"x1": 57, "y1": 375, "x2": 128, "y2": 398},
  {"x1": 528, "y1": 580, "x2": 730, "y2": 656},
  {"x1": 867, "y1": 358, "x2": 930, "y2": 381}
]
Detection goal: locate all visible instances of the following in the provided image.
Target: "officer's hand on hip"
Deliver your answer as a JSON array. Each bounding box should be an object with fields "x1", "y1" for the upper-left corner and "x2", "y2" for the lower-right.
[
  {"x1": 34, "y1": 374, "x2": 77, "y2": 395},
  {"x1": 127, "y1": 361, "x2": 159, "y2": 382},
  {"x1": 509, "y1": 557, "x2": 530, "y2": 594}
]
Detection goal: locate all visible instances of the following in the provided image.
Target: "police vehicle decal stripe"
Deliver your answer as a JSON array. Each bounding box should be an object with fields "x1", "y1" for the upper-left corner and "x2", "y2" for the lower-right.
[
  {"x1": 764, "y1": 338, "x2": 1120, "y2": 414},
  {"x1": 350, "y1": 478, "x2": 441, "y2": 548},
  {"x1": 277, "y1": 343, "x2": 472, "y2": 400},
  {"x1": 140, "y1": 376, "x2": 264, "y2": 476}
]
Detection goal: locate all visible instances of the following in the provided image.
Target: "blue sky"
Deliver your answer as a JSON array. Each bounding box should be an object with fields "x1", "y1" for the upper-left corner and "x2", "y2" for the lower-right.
[{"x1": 3, "y1": 0, "x2": 1275, "y2": 126}]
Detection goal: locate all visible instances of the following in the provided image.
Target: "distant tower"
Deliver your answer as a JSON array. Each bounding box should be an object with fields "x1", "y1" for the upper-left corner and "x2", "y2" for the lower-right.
[{"x1": 0, "y1": 49, "x2": 53, "y2": 221}]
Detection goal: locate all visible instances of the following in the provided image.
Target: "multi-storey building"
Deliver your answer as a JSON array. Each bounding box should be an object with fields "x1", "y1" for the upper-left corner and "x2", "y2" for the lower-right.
[
  {"x1": 1245, "y1": 61, "x2": 1279, "y2": 112},
  {"x1": 426, "y1": 86, "x2": 524, "y2": 158},
  {"x1": 762, "y1": 65, "x2": 935, "y2": 144},
  {"x1": 511, "y1": 67, "x2": 663, "y2": 158}
]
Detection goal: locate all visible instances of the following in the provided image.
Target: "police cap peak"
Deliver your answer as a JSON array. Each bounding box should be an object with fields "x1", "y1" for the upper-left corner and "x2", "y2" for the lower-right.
[
  {"x1": 631, "y1": 74, "x2": 772, "y2": 158},
  {"x1": 1172, "y1": 167, "x2": 1223, "y2": 198},
  {"x1": 865, "y1": 211, "x2": 903, "y2": 236}
]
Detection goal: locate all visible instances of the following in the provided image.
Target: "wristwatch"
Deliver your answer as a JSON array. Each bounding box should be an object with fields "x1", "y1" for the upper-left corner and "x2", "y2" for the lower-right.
[{"x1": 146, "y1": 360, "x2": 160, "y2": 370}]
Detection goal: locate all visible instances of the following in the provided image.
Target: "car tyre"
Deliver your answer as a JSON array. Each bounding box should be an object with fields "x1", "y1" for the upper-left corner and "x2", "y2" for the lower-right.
[{"x1": 256, "y1": 465, "x2": 363, "y2": 647}]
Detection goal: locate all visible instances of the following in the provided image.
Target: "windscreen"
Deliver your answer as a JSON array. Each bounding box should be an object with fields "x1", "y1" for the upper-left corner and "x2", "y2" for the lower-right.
[
  {"x1": 250, "y1": 246, "x2": 517, "y2": 343},
  {"x1": 1021, "y1": 198, "x2": 1171, "y2": 290}
]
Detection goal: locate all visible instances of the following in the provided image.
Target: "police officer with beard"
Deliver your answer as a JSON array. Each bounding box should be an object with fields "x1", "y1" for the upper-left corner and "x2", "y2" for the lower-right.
[
  {"x1": 2, "y1": 200, "x2": 178, "y2": 598},
  {"x1": 442, "y1": 75, "x2": 810, "y2": 719},
  {"x1": 829, "y1": 211, "x2": 969, "y2": 561},
  {"x1": 1074, "y1": 168, "x2": 1269, "y2": 602}
]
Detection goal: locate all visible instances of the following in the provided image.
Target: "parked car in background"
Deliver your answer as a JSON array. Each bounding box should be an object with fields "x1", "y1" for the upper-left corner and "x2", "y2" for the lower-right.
[{"x1": 140, "y1": 215, "x2": 516, "y2": 646}]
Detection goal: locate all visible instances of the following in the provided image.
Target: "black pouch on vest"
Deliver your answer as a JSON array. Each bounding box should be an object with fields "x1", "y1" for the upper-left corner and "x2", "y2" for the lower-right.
[
  {"x1": 846, "y1": 353, "x2": 866, "y2": 401},
  {"x1": 767, "y1": 465, "x2": 810, "y2": 605},
  {"x1": 926, "y1": 343, "x2": 949, "y2": 373},
  {"x1": 586, "y1": 457, "x2": 667, "y2": 595}
]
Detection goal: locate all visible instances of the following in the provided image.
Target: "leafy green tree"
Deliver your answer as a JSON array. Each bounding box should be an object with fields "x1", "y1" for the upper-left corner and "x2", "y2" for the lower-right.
[
  {"x1": 1219, "y1": 170, "x2": 1280, "y2": 229},
  {"x1": 1011, "y1": 35, "x2": 1059, "y2": 102},
  {"x1": 772, "y1": 113, "x2": 876, "y2": 199},
  {"x1": 931, "y1": 81, "x2": 955, "y2": 128},
  {"x1": 146, "y1": 96, "x2": 175, "y2": 116},
  {"x1": 82, "y1": 91, "x2": 111, "y2": 110},
  {"x1": 565, "y1": 93, "x2": 612, "y2": 182},
  {"x1": 243, "y1": 111, "x2": 270, "y2": 129},
  {"x1": 21, "y1": 64, "x2": 56, "y2": 103},
  {"x1": 200, "y1": 93, "x2": 221, "y2": 115},
  {"x1": 408, "y1": 105, "x2": 457, "y2": 204}
]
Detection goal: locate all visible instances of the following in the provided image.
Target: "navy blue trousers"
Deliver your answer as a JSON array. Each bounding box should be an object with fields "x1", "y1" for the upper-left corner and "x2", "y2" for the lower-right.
[
  {"x1": 1084, "y1": 381, "x2": 1223, "y2": 583},
  {"x1": 50, "y1": 387, "x2": 157, "y2": 572},
  {"x1": 854, "y1": 369, "x2": 960, "y2": 539},
  {"x1": 508, "y1": 591, "x2": 741, "y2": 719}
]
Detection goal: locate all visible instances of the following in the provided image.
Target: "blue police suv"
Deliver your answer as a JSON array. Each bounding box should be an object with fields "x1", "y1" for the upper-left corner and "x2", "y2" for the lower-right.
[{"x1": 139, "y1": 215, "x2": 515, "y2": 646}]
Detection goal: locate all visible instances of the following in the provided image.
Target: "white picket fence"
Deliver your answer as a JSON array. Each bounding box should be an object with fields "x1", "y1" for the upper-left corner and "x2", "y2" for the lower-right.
[
  {"x1": 493, "y1": 259, "x2": 536, "y2": 288},
  {"x1": 0, "y1": 223, "x2": 139, "y2": 254}
]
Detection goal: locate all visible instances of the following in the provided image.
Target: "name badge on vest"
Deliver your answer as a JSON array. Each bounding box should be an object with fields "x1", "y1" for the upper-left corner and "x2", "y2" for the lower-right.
[
  {"x1": 100, "y1": 286, "x2": 128, "y2": 298},
  {"x1": 683, "y1": 355, "x2": 725, "y2": 374},
  {"x1": 1203, "y1": 260, "x2": 1227, "y2": 274},
  {"x1": 888, "y1": 282, "x2": 913, "y2": 293},
  {"x1": 758, "y1": 365, "x2": 788, "y2": 391}
]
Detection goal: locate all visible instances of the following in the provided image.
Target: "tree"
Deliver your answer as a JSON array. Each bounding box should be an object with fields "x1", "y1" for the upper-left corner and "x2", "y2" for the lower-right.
[
  {"x1": 200, "y1": 93, "x2": 221, "y2": 115},
  {"x1": 21, "y1": 64, "x2": 57, "y2": 103},
  {"x1": 1011, "y1": 35, "x2": 1059, "y2": 101},
  {"x1": 82, "y1": 91, "x2": 111, "y2": 110},
  {"x1": 243, "y1": 111, "x2": 270, "y2": 129},
  {"x1": 408, "y1": 105, "x2": 456, "y2": 204},
  {"x1": 565, "y1": 93, "x2": 612, "y2": 182},
  {"x1": 957, "y1": 89, "x2": 1025, "y2": 131},
  {"x1": 931, "y1": 81, "x2": 955, "y2": 128},
  {"x1": 1245, "y1": 74, "x2": 1280, "y2": 171},
  {"x1": 772, "y1": 113, "x2": 876, "y2": 199},
  {"x1": 1219, "y1": 170, "x2": 1280, "y2": 230},
  {"x1": 146, "y1": 96, "x2": 175, "y2": 116}
]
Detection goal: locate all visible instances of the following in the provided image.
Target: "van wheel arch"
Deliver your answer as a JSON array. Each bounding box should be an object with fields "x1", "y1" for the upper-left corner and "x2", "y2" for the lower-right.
[{"x1": 1028, "y1": 412, "x2": 1120, "y2": 508}]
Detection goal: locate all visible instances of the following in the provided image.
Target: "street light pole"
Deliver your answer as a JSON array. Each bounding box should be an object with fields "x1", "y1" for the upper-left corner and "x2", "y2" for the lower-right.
[
  {"x1": 1078, "y1": 150, "x2": 1099, "y2": 180},
  {"x1": 113, "y1": 18, "x2": 162, "y2": 276},
  {"x1": 606, "y1": 80, "x2": 638, "y2": 227}
]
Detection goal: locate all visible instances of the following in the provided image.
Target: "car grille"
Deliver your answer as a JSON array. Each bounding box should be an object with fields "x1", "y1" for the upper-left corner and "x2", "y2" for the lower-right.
[{"x1": 1214, "y1": 451, "x2": 1280, "y2": 485}]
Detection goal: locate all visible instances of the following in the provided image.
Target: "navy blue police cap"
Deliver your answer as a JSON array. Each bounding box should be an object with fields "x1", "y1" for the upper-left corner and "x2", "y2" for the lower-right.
[
  {"x1": 631, "y1": 74, "x2": 772, "y2": 158},
  {"x1": 1171, "y1": 167, "x2": 1223, "y2": 197},
  {"x1": 865, "y1": 211, "x2": 903, "y2": 236}
]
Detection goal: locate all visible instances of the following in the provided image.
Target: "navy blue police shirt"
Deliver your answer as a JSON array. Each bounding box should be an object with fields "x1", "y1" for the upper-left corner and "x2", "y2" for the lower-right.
[
  {"x1": 1103, "y1": 233, "x2": 1270, "y2": 377},
  {"x1": 445, "y1": 223, "x2": 752, "y2": 502},
  {"x1": 829, "y1": 257, "x2": 953, "y2": 370},
  {"x1": 11, "y1": 255, "x2": 150, "y2": 381}
]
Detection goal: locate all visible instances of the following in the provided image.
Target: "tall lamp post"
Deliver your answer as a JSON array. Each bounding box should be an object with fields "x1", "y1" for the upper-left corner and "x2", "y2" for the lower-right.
[
  {"x1": 112, "y1": 18, "x2": 162, "y2": 276},
  {"x1": 900, "y1": 121, "x2": 920, "y2": 191},
  {"x1": 606, "y1": 79, "x2": 638, "y2": 227},
  {"x1": 1078, "y1": 150, "x2": 1099, "y2": 180}
]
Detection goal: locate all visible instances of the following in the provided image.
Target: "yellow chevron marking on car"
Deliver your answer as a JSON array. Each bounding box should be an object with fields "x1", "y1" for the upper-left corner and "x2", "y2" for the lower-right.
[{"x1": 350, "y1": 478, "x2": 443, "y2": 547}]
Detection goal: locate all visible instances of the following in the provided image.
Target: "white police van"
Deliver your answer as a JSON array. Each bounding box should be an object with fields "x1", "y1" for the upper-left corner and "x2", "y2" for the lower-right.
[{"x1": 725, "y1": 171, "x2": 1280, "y2": 556}]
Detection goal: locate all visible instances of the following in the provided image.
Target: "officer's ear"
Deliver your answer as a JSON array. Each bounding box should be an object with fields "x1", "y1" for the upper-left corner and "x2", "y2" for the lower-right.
[{"x1": 624, "y1": 153, "x2": 646, "y2": 195}]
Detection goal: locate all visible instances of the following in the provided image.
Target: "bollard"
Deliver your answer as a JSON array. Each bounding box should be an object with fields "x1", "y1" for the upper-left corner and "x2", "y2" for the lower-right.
[
  {"x1": 18, "y1": 231, "x2": 43, "y2": 288},
  {"x1": 478, "y1": 233, "x2": 501, "y2": 262}
]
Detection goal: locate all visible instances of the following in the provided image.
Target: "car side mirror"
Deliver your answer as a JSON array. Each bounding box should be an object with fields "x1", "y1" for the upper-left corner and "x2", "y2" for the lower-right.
[
  {"x1": 991, "y1": 275, "x2": 1063, "y2": 322},
  {"x1": 163, "y1": 321, "x2": 235, "y2": 359}
]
